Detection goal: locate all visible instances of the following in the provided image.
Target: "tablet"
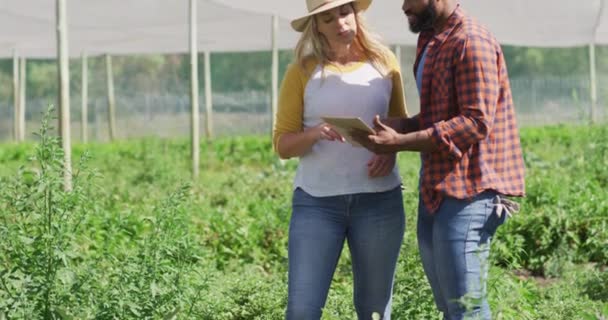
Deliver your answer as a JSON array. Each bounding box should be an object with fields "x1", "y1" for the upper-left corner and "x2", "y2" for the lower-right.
[{"x1": 321, "y1": 116, "x2": 375, "y2": 147}]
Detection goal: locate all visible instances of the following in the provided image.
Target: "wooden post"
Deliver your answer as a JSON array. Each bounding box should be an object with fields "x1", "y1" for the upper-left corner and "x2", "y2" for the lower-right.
[
  {"x1": 589, "y1": 43, "x2": 597, "y2": 124},
  {"x1": 12, "y1": 53, "x2": 19, "y2": 142},
  {"x1": 57, "y1": 0, "x2": 72, "y2": 191},
  {"x1": 105, "y1": 54, "x2": 116, "y2": 141},
  {"x1": 204, "y1": 51, "x2": 213, "y2": 140},
  {"x1": 94, "y1": 99, "x2": 100, "y2": 140},
  {"x1": 190, "y1": 0, "x2": 200, "y2": 178},
  {"x1": 18, "y1": 58, "x2": 26, "y2": 141},
  {"x1": 271, "y1": 14, "x2": 279, "y2": 136},
  {"x1": 394, "y1": 45, "x2": 402, "y2": 70},
  {"x1": 81, "y1": 52, "x2": 88, "y2": 143}
]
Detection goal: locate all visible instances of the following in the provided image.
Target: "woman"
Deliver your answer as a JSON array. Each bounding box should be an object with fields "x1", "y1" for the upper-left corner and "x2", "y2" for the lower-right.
[{"x1": 273, "y1": 0, "x2": 408, "y2": 319}]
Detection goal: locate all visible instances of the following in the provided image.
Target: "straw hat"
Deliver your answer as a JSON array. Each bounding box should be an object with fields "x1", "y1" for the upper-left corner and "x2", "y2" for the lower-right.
[{"x1": 291, "y1": 0, "x2": 372, "y2": 32}]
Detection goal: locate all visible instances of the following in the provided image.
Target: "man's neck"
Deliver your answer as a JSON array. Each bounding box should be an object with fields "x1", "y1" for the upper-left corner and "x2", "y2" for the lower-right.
[{"x1": 433, "y1": 1, "x2": 458, "y2": 33}]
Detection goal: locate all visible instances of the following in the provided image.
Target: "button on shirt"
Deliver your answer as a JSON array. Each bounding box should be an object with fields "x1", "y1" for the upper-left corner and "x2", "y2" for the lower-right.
[{"x1": 414, "y1": 6, "x2": 525, "y2": 213}]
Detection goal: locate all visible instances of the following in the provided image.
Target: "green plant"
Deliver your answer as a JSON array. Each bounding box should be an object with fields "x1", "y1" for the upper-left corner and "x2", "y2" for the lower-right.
[
  {"x1": 582, "y1": 269, "x2": 608, "y2": 302},
  {"x1": 0, "y1": 123, "x2": 606, "y2": 319},
  {"x1": 92, "y1": 183, "x2": 209, "y2": 319},
  {"x1": 0, "y1": 106, "x2": 98, "y2": 318}
]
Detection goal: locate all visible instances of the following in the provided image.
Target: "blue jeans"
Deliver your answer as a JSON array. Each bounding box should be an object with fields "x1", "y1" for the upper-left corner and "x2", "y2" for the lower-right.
[
  {"x1": 417, "y1": 191, "x2": 506, "y2": 320},
  {"x1": 286, "y1": 187, "x2": 405, "y2": 320}
]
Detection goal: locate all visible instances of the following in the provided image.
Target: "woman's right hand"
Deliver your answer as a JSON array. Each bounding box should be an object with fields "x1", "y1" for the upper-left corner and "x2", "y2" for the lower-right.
[
  {"x1": 313, "y1": 123, "x2": 345, "y2": 142},
  {"x1": 276, "y1": 123, "x2": 345, "y2": 159}
]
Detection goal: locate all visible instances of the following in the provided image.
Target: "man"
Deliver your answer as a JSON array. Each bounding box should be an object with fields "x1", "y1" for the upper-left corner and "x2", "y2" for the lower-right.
[{"x1": 353, "y1": 0, "x2": 525, "y2": 319}]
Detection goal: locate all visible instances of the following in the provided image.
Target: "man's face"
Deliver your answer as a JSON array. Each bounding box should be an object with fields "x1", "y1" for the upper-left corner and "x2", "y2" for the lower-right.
[{"x1": 402, "y1": 0, "x2": 437, "y2": 33}]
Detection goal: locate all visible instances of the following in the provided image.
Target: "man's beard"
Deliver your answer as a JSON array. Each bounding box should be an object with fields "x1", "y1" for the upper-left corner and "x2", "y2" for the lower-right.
[{"x1": 408, "y1": 2, "x2": 437, "y2": 33}]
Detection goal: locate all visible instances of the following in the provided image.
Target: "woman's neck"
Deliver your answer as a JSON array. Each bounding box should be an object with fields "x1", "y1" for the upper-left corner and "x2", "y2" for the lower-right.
[{"x1": 328, "y1": 43, "x2": 363, "y2": 64}]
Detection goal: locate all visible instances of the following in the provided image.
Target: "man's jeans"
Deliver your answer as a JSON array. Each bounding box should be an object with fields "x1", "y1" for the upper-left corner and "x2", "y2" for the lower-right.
[
  {"x1": 417, "y1": 191, "x2": 506, "y2": 320},
  {"x1": 286, "y1": 186, "x2": 405, "y2": 320}
]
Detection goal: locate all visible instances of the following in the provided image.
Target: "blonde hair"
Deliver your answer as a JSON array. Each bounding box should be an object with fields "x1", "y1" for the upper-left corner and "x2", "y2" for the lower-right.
[{"x1": 294, "y1": 2, "x2": 394, "y2": 77}]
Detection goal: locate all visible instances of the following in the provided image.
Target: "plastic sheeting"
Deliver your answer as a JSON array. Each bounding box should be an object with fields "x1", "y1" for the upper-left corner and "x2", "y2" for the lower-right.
[
  {"x1": 221, "y1": 0, "x2": 607, "y2": 47},
  {"x1": 0, "y1": 0, "x2": 299, "y2": 58},
  {"x1": 0, "y1": 0, "x2": 605, "y2": 59}
]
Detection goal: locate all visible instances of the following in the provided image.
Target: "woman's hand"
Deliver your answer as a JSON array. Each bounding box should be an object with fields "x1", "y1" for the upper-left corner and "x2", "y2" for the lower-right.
[
  {"x1": 367, "y1": 153, "x2": 396, "y2": 178},
  {"x1": 276, "y1": 123, "x2": 345, "y2": 159},
  {"x1": 314, "y1": 123, "x2": 345, "y2": 142}
]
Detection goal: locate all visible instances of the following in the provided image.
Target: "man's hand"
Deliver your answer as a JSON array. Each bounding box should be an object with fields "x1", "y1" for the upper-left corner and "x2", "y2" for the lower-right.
[
  {"x1": 351, "y1": 115, "x2": 402, "y2": 154},
  {"x1": 381, "y1": 117, "x2": 405, "y2": 133}
]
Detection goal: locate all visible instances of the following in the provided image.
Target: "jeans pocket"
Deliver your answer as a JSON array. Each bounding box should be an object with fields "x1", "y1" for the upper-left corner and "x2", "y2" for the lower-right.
[
  {"x1": 292, "y1": 187, "x2": 312, "y2": 208},
  {"x1": 483, "y1": 202, "x2": 508, "y2": 236}
]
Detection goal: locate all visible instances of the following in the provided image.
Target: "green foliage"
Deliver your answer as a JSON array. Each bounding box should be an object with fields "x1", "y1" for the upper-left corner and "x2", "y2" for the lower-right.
[
  {"x1": 0, "y1": 122, "x2": 607, "y2": 318},
  {"x1": 487, "y1": 265, "x2": 608, "y2": 320},
  {"x1": 582, "y1": 268, "x2": 608, "y2": 302},
  {"x1": 91, "y1": 184, "x2": 208, "y2": 319},
  {"x1": 205, "y1": 136, "x2": 275, "y2": 166},
  {"x1": 198, "y1": 268, "x2": 286, "y2": 319},
  {"x1": 206, "y1": 51, "x2": 293, "y2": 92},
  {"x1": 502, "y1": 46, "x2": 591, "y2": 77},
  {"x1": 0, "y1": 108, "x2": 208, "y2": 319},
  {"x1": 494, "y1": 125, "x2": 608, "y2": 276},
  {"x1": 391, "y1": 242, "x2": 440, "y2": 319},
  {"x1": 4, "y1": 45, "x2": 608, "y2": 102},
  {"x1": 0, "y1": 106, "x2": 97, "y2": 318}
]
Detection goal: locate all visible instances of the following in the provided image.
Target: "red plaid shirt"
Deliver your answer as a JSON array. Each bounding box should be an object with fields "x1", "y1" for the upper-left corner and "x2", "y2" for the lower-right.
[{"x1": 414, "y1": 6, "x2": 525, "y2": 213}]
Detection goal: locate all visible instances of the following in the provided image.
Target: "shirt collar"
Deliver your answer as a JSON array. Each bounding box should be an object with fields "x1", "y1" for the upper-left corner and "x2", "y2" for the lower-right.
[{"x1": 418, "y1": 5, "x2": 465, "y2": 48}]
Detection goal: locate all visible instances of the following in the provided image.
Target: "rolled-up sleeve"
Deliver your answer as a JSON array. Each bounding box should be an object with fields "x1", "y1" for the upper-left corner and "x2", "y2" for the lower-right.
[
  {"x1": 429, "y1": 36, "x2": 500, "y2": 160},
  {"x1": 428, "y1": 36, "x2": 499, "y2": 159}
]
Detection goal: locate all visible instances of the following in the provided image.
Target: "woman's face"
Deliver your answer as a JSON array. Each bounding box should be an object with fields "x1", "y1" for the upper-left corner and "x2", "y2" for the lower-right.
[{"x1": 315, "y1": 4, "x2": 358, "y2": 48}]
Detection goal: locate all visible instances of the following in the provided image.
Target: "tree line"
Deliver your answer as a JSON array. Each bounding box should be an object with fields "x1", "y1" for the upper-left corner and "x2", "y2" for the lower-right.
[{"x1": 0, "y1": 46, "x2": 605, "y2": 103}]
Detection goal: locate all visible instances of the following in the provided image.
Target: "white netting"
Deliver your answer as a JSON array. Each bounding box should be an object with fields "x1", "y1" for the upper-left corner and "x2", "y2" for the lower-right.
[{"x1": 1, "y1": 0, "x2": 608, "y2": 59}]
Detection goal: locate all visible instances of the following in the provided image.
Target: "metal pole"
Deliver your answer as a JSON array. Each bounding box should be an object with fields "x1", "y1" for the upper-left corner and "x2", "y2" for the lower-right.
[
  {"x1": 81, "y1": 52, "x2": 88, "y2": 143},
  {"x1": 57, "y1": 0, "x2": 72, "y2": 191},
  {"x1": 271, "y1": 14, "x2": 279, "y2": 135},
  {"x1": 19, "y1": 58, "x2": 26, "y2": 141},
  {"x1": 204, "y1": 51, "x2": 213, "y2": 140},
  {"x1": 105, "y1": 54, "x2": 116, "y2": 140},
  {"x1": 12, "y1": 52, "x2": 19, "y2": 142},
  {"x1": 190, "y1": 0, "x2": 200, "y2": 178},
  {"x1": 589, "y1": 43, "x2": 598, "y2": 124}
]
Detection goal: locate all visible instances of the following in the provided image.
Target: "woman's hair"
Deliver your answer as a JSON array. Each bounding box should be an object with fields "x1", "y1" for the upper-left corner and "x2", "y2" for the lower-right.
[{"x1": 294, "y1": 2, "x2": 394, "y2": 76}]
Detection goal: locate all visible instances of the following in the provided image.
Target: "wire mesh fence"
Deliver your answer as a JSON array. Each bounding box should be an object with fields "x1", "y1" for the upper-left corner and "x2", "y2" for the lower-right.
[{"x1": 0, "y1": 49, "x2": 606, "y2": 143}]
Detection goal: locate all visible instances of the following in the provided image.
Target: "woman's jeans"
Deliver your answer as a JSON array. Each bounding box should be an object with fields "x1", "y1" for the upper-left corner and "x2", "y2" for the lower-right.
[
  {"x1": 286, "y1": 186, "x2": 405, "y2": 320},
  {"x1": 417, "y1": 191, "x2": 506, "y2": 320}
]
